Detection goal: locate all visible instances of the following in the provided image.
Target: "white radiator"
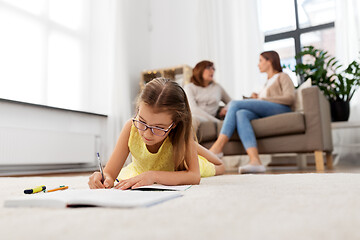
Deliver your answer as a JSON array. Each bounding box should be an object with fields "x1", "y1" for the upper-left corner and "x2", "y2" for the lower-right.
[{"x1": 0, "y1": 127, "x2": 96, "y2": 165}]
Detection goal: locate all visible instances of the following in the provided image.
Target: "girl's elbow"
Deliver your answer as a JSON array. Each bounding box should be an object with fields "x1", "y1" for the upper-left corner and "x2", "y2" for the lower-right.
[
  {"x1": 192, "y1": 173, "x2": 201, "y2": 185},
  {"x1": 194, "y1": 174, "x2": 201, "y2": 185},
  {"x1": 192, "y1": 178, "x2": 201, "y2": 185}
]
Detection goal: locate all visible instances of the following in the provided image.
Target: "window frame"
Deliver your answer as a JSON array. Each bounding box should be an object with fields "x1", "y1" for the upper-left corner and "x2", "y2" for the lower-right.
[{"x1": 263, "y1": 0, "x2": 335, "y2": 83}]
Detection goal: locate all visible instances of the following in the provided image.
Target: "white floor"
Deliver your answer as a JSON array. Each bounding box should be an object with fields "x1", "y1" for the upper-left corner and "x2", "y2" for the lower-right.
[{"x1": 1, "y1": 173, "x2": 360, "y2": 240}]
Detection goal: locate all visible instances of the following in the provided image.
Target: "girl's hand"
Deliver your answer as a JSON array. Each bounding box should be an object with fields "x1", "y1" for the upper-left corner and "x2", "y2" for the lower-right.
[
  {"x1": 114, "y1": 172, "x2": 155, "y2": 190},
  {"x1": 88, "y1": 172, "x2": 114, "y2": 189}
]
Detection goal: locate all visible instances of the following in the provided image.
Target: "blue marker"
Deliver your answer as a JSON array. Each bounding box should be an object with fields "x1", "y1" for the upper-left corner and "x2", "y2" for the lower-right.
[{"x1": 97, "y1": 152, "x2": 105, "y2": 183}]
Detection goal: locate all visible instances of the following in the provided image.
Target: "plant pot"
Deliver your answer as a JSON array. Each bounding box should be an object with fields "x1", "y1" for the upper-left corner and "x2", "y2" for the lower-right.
[{"x1": 330, "y1": 100, "x2": 350, "y2": 122}]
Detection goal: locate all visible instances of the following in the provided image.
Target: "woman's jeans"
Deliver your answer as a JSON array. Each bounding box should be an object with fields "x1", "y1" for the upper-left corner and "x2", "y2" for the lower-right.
[{"x1": 220, "y1": 99, "x2": 291, "y2": 150}]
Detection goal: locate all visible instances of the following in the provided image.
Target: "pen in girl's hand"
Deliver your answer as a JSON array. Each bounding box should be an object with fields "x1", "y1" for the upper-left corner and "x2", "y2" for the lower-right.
[{"x1": 97, "y1": 152, "x2": 105, "y2": 183}]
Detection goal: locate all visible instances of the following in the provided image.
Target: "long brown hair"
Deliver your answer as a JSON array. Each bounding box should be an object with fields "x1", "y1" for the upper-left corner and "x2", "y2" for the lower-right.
[
  {"x1": 260, "y1": 51, "x2": 283, "y2": 72},
  {"x1": 136, "y1": 78, "x2": 193, "y2": 170},
  {"x1": 190, "y1": 60, "x2": 214, "y2": 87}
]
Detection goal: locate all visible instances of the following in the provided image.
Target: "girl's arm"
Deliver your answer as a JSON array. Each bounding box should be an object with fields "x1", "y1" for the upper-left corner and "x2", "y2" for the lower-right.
[
  {"x1": 115, "y1": 139, "x2": 201, "y2": 189},
  {"x1": 88, "y1": 119, "x2": 132, "y2": 189}
]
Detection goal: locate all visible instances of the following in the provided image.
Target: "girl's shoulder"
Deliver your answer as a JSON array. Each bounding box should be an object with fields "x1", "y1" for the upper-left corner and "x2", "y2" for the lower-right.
[
  {"x1": 125, "y1": 118, "x2": 133, "y2": 127},
  {"x1": 122, "y1": 118, "x2": 133, "y2": 134}
]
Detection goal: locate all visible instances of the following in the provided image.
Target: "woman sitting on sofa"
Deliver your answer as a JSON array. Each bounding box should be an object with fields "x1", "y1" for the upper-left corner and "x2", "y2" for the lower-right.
[
  {"x1": 184, "y1": 60, "x2": 232, "y2": 130},
  {"x1": 209, "y1": 51, "x2": 295, "y2": 174}
]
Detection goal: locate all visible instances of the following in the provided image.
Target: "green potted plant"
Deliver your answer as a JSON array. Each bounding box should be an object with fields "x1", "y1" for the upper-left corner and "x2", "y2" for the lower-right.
[{"x1": 294, "y1": 45, "x2": 360, "y2": 121}]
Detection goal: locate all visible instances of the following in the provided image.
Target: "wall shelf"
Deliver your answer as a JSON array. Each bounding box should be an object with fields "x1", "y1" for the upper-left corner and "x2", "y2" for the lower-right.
[{"x1": 140, "y1": 64, "x2": 192, "y2": 90}]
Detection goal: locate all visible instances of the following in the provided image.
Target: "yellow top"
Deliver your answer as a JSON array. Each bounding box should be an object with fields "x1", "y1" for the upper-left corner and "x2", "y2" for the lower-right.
[{"x1": 118, "y1": 125, "x2": 215, "y2": 180}]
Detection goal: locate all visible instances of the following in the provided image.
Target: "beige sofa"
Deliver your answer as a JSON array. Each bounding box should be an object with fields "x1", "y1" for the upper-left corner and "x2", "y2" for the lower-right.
[{"x1": 197, "y1": 86, "x2": 333, "y2": 172}]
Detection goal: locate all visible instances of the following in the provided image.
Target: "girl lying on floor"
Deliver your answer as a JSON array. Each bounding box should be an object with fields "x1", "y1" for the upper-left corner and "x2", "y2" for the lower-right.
[{"x1": 88, "y1": 78, "x2": 224, "y2": 190}]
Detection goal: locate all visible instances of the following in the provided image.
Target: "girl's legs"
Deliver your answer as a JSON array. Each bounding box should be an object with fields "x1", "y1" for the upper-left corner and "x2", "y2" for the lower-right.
[
  {"x1": 197, "y1": 143, "x2": 225, "y2": 175},
  {"x1": 214, "y1": 163, "x2": 226, "y2": 175}
]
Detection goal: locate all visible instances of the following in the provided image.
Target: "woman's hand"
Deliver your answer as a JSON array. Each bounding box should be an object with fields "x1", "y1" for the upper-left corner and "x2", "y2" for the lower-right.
[
  {"x1": 88, "y1": 172, "x2": 114, "y2": 189},
  {"x1": 218, "y1": 107, "x2": 228, "y2": 118},
  {"x1": 250, "y1": 92, "x2": 258, "y2": 99},
  {"x1": 114, "y1": 172, "x2": 155, "y2": 190}
]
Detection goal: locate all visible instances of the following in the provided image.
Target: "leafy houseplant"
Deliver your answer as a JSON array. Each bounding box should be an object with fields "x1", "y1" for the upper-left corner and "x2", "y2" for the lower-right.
[{"x1": 294, "y1": 46, "x2": 360, "y2": 121}]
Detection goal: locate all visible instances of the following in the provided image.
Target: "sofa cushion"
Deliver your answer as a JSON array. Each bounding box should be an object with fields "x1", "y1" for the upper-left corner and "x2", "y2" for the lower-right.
[
  {"x1": 252, "y1": 112, "x2": 305, "y2": 138},
  {"x1": 196, "y1": 121, "x2": 218, "y2": 142}
]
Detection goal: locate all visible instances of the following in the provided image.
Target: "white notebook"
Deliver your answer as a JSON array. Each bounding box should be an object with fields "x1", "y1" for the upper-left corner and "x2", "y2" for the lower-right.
[
  {"x1": 4, "y1": 189, "x2": 182, "y2": 208},
  {"x1": 133, "y1": 184, "x2": 192, "y2": 191}
]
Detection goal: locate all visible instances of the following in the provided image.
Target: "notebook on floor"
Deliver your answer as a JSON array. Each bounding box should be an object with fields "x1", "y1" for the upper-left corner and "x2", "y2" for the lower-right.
[
  {"x1": 132, "y1": 184, "x2": 192, "y2": 191},
  {"x1": 4, "y1": 189, "x2": 182, "y2": 208}
]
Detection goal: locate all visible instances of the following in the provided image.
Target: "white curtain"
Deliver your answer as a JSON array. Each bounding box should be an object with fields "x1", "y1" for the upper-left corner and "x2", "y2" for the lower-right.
[
  {"x1": 336, "y1": 0, "x2": 360, "y2": 121},
  {"x1": 197, "y1": 0, "x2": 264, "y2": 99},
  {"x1": 105, "y1": 0, "x2": 132, "y2": 161},
  {"x1": 334, "y1": 0, "x2": 360, "y2": 166}
]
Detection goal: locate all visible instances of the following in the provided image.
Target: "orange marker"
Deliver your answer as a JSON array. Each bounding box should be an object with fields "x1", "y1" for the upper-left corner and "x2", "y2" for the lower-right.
[{"x1": 47, "y1": 185, "x2": 69, "y2": 193}]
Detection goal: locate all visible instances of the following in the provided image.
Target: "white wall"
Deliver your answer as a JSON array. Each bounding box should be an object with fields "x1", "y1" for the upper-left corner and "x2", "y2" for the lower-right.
[
  {"x1": 146, "y1": 0, "x2": 263, "y2": 99},
  {"x1": 0, "y1": 100, "x2": 107, "y2": 174},
  {"x1": 148, "y1": 0, "x2": 200, "y2": 69},
  {"x1": 117, "y1": 0, "x2": 262, "y2": 110},
  {"x1": 108, "y1": 0, "x2": 152, "y2": 115},
  {"x1": 88, "y1": 0, "x2": 112, "y2": 114},
  {"x1": 112, "y1": 0, "x2": 202, "y2": 114}
]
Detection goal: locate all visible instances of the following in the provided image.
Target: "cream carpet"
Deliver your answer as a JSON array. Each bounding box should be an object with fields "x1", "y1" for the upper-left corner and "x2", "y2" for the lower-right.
[{"x1": 0, "y1": 173, "x2": 359, "y2": 240}]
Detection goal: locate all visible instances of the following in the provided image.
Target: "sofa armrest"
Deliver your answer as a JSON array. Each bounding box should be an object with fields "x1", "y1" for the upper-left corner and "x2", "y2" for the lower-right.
[{"x1": 302, "y1": 86, "x2": 333, "y2": 152}]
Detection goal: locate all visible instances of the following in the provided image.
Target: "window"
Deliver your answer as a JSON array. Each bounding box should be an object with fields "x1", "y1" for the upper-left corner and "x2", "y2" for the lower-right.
[
  {"x1": 0, "y1": 0, "x2": 96, "y2": 112},
  {"x1": 258, "y1": 0, "x2": 335, "y2": 86}
]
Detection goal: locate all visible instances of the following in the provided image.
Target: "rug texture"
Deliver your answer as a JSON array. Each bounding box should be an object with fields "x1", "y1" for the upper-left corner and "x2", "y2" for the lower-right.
[{"x1": 0, "y1": 173, "x2": 359, "y2": 240}]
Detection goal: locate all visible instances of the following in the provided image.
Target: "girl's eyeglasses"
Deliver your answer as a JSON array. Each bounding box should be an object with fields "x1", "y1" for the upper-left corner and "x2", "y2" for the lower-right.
[{"x1": 132, "y1": 119, "x2": 174, "y2": 137}]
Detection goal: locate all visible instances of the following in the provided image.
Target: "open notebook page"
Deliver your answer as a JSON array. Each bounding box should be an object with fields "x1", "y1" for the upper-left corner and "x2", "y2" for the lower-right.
[{"x1": 4, "y1": 189, "x2": 182, "y2": 208}]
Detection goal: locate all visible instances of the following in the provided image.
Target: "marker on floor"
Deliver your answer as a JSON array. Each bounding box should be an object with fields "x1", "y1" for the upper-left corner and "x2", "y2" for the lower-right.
[{"x1": 24, "y1": 185, "x2": 46, "y2": 194}]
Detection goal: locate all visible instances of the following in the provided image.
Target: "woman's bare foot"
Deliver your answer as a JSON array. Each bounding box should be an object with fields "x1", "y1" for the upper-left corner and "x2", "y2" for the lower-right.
[{"x1": 209, "y1": 134, "x2": 229, "y2": 155}]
